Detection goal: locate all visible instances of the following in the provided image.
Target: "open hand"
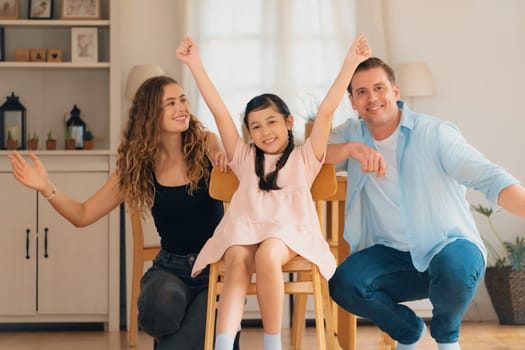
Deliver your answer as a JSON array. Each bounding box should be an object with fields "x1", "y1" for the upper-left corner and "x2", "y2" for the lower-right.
[
  {"x1": 8, "y1": 151, "x2": 50, "y2": 192},
  {"x1": 349, "y1": 33, "x2": 371, "y2": 64}
]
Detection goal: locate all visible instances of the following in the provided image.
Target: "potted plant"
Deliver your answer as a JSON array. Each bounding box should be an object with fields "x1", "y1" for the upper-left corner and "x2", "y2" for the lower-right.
[
  {"x1": 27, "y1": 132, "x2": 39, "y2": 150},
  {"x1": 83, "y1": 130, "x2": 94, "y2": 150},
  {"x1": 46, "y1": 130, "x2": 56, "y2": 150},
  {"x1": 471, "y1": 204, "x2": 525, "y2": 325},
  {"x1": 6, "y1": 129, "x2": 18, "y2": 150}
]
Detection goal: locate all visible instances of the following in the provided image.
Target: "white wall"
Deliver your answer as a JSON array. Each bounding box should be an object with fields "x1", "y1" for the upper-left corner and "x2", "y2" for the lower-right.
[
  {"x1": 379, "y1": 0, "x2": 525, "y2": 321},
  {"x1": 119, "y1": 0, "x2": 525, "y2": 322}
]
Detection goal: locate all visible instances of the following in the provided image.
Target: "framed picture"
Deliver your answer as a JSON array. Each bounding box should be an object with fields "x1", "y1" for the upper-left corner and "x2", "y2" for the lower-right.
[
  {"x1": 61, "y1": 0, "x2": 100, "y2": 19},
  {"x1": 71, "y1": 27, "x2": 97, "y2": 62},
  {"x1": 28, "y1": 0, "x2": 53, "y2": 19},
  {"x1": 0, "y1": 0, "x2": 19, "y2": 19},
  {"x1": 0, "y1": 27, "x2": 4, "y2": 61}
]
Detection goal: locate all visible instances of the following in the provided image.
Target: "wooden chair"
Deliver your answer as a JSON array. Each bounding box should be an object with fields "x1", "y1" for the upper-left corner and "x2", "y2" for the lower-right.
[
  {"x1": 128, "y1": 209, "x2": 161, "y2": 347},
  {"x1": 205, "y1": 164, "x2": 338, "y2": 350}
]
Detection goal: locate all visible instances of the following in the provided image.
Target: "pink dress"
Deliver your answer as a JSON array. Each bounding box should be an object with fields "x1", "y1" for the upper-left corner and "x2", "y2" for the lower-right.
[{"x1": 191, "y1": 139, "x2": 336, "y2": 279}]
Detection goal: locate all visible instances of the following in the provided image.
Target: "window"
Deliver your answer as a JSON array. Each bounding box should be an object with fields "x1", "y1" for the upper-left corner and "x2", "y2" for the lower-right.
[{"x1": 185, "y1": 0, "x2": 357, "y2": 139}]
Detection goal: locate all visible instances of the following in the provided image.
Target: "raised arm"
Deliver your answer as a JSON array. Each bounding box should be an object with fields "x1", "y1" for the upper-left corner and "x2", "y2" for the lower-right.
[
  {"x1": 309, "y1": 34, "x2": 370, "y2": 160},
  {"x1": 8, "y1": 151, "x2": 122, "y2": 227},
  {"x1": 176, "y1": 37, "x2": 240, "y2": 161}
]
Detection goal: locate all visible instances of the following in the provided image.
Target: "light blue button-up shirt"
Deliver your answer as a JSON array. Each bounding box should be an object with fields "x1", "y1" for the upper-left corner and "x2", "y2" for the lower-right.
[{"x1": 329, "y1": 101, "x2": 519, "y2": 271}]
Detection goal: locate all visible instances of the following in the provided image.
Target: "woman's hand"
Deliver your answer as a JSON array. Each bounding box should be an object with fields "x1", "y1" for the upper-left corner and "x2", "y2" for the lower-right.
[
  {"x1": 176, "y1": 37, "x2": 200, "y2": 66},
  {"x1": 208, "y1": 151, "x2": 229, "y2": 173},
  {"x1": 8, "y1": 151, "x2": 53, "y2": 194}
]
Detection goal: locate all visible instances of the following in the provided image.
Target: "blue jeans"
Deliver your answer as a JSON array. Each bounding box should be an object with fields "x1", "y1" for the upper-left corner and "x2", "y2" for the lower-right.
[
  {"x1": 138, "y1": 249, "x2": 210, "y2": 350},
  {"x1": 329, "y1": 240, "x2": 484, "y2": 344}
]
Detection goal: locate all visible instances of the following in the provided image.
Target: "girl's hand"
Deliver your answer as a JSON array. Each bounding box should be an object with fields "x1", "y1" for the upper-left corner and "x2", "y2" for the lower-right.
[
  {"x1": 176, "y1": 37, "x2": 200, "y2": 65},
  {"x1": 208, "y1": 151, "x2": 229, "y2": 173},
  {"x1": 348, "y1": 33, "x2": 371, "y2": 64},
  {"x1": 8, "y1": 151, "x2": 52, "y2": 192},
  {"x1": 348, "y1": 142, "x2": 387, "y2": 178}
]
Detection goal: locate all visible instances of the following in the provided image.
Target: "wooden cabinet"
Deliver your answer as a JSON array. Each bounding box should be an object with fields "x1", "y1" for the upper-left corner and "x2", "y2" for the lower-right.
[
  {"x1": 0, "y1": 0, "x2": 120, "y2": 330},
  {"x1": 0, "y1": 155, "x2": 118, "y2": 328}
]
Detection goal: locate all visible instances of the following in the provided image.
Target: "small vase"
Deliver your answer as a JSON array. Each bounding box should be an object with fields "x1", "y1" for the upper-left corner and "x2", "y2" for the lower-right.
[
  {"x1": 27, "y1": 140, "x2": 38, "y2": 150},
  {"x1": 65, "y1": 139, "x2": 76, "y2": 150},
  {"x1": 46, "y1": 140, "x2": 57, "y2": 150},
  {"x1": 83, "y1": 140, "x2": 94, "y2": 150},
  {"x1": 6, "y1": 139, "x2": 18, "y2": 150}
]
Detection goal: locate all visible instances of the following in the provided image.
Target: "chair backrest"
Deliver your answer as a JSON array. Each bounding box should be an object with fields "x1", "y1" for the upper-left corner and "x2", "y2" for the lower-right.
[{"x1": 209, "y1": 163, "x2": 337, "y2": 202}]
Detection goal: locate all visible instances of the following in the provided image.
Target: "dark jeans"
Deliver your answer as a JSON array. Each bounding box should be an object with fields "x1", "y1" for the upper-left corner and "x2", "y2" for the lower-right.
[
  {"x1": 329, "y1": 240, "x2": 484, "y2": 344},
  {"x1": 139, "y1": 249, "x2": 241, "y2": 350}
]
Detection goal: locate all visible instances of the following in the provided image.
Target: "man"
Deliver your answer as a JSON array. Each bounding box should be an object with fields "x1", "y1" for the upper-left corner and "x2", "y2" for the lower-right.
[{"x1": 326, "y1": 57, "x2": 525, "y2": 350}]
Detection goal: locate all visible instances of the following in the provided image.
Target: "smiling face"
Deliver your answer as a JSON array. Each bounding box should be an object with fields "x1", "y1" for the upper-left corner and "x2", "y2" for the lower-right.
[
  {"x1": 349, "y1": 66, "x2": 401, "y2": 139},
  {"x1": 247, "y1": 106, "x2": 293, "y2": 154},
  {"x1": 160, "y1": 83, "x2": 191, "y2": 134}
]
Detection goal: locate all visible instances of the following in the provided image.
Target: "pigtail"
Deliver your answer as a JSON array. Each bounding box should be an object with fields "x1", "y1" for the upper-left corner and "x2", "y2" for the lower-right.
[{"x1": 255, "y1": 130, "x2": 295, "y2": 191}]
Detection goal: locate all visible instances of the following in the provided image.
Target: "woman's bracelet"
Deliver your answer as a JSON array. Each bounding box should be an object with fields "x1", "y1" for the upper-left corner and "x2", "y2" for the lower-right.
[{"x1": 43, "y1": 182, "x2": 57, "y2": 200}]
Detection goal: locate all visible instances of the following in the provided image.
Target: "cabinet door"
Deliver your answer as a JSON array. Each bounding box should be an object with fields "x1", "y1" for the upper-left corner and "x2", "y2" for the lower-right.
[
  {"x1": 37, "y1": 172, "x2": 109, "y2": 315},
  {"x1": 0, "y1": 173, "x2": 37, "y2": 315}
]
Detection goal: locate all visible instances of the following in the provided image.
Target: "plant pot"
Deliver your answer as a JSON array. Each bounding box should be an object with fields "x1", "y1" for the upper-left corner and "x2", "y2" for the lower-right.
[
  {"x1": 65, "y1": 138, "x2": 76, "y2": 150},
  {"x1": 83, "y1": 140, "x2": 94, "y2": 150},
  {"x1": 6, "y1": 139, "x2": 18, "y2": 150},
  {"x1": 485, "y1": 266, "x2": 525, "y2": 325},
  {"x1": 46, "y1": 139, "x2": 57, "y2": 150},
  {"x1": 27, "y1": 140, "x2": 38, "y2": 150}
]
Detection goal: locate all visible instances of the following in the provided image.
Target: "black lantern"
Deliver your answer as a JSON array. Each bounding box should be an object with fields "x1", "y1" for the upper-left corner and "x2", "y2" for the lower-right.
[
  {"x1": 0, "y1": 92, "x2": 27, "y2": 150},
  {"x1": 66, "y1": 104, "x2": 86, "y2": 149}
]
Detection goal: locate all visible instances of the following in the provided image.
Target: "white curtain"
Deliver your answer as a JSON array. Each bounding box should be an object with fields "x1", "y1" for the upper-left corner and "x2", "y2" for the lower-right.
[{"x1": 183, "y1": 0, "x2": 361, "y2": 140}]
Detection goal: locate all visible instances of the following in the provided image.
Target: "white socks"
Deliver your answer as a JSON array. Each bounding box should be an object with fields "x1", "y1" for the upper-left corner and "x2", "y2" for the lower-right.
[
  {"x1": 438, "y1": 342, "x2": 461, "y2": 350},
  {"x1": 396, "y1": 323, "x2": 427, "y2": 350},
  {"x1": 263, "y1": 333, "x2": 281, "y2": 350},
  {"x1": 214, "y1": 333, "x2": 234, "y2": 350}
]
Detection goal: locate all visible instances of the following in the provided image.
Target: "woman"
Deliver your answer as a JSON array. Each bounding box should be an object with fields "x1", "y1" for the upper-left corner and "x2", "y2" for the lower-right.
[{"x1": 8, "y1": 76, "x2": 240, "y2": 350}]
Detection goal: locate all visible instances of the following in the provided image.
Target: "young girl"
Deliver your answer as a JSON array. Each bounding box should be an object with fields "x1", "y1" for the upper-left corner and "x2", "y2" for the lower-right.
[
  {"x1": 176, "y1": 34, "x2": 370, "y2": 350},
  {"x1": 8, "y1": 76, "x2": 241, "y2": 350}
]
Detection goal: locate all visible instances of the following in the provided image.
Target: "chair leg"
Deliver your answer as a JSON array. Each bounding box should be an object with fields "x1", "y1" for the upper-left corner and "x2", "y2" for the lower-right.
[
  {"x1": 204, "y1": 262, "x2": 219, "y2": 350},
  {"x1": 311, "y1": 266, "x2": 327, "y2": 350},
  {"x1": 291, "y1": 272, "x2": 308, "y2": 349},
  {"x1": 291, "y1": 294, "x2": 307, "y2": 349},
  {"x1": 128, "y1": 256, "x2": 142, "y2": 347},
  {"x1": 321, "y1": 278, "x2": 337, "y2": 350},
  {"x1": 382, "y1": 331, "x2": 396, "y2": 349},
  {"x1": 337, "y1": 307, "x2": 357, "y2": 350}
]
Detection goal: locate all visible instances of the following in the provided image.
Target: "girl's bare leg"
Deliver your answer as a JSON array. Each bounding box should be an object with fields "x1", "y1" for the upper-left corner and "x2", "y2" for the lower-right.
[
  {"x1": 216, "y1": 245, "x2": 257, "y2": 337},
  {"x1": 255, "y1": 238, "x2": 297, "y2": 334}
]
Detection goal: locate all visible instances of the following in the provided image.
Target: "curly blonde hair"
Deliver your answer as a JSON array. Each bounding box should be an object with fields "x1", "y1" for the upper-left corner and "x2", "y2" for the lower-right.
[{"x1": 116, "y1": 76, "x2": 210, "y2": 215}]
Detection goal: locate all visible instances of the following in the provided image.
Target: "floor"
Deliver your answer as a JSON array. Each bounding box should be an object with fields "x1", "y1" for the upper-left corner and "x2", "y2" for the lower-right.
[{"x1": 0, "y1": 322, "x2": 524, "y2": 349}]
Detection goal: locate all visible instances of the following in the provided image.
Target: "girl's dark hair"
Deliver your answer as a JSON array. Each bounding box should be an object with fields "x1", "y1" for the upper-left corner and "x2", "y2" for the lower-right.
[{"x1": 243, "y1": 93, "x2": 295, "y2": 191}]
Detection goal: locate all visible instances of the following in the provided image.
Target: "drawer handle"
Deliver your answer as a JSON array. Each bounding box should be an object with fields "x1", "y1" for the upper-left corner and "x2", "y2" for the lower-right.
[
  {"x1": 44, "y1": 227, "x2": 49, "y2": 258},
  {"x1": 25, "y1": 229, "x2": 30, "y2": 259}
]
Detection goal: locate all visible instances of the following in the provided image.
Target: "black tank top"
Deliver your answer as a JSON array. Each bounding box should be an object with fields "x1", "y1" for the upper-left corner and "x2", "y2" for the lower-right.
[{"x1": 151, "y1": 173, "x2": 224, "y2": 255}]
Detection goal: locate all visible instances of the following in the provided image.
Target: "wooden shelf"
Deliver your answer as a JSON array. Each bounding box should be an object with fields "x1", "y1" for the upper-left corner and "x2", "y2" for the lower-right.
[
  {"x1": 0, "y1": 62, "x2": 110, "y2": 68},
  {"x1": 0, "y1": 19, "x2": 110, "y2": 27}
]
